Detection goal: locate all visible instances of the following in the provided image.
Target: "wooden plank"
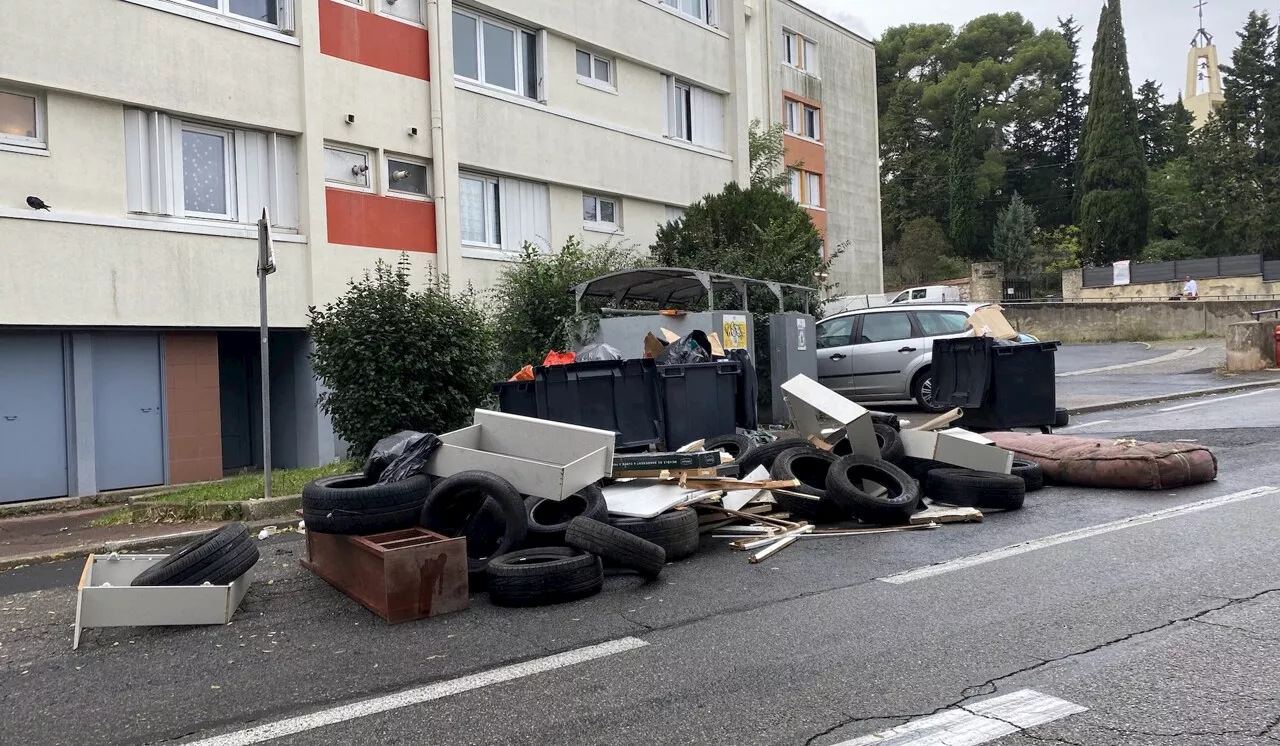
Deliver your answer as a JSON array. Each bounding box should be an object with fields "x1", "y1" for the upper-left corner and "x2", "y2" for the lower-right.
[{"x1": 911, "y1": 503, "x2": 984, "y2": 524}]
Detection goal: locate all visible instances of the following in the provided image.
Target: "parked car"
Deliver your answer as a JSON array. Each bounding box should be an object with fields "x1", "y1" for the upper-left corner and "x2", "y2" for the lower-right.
[
  {"x1": 815, "y1": 302, "x2": 987, "y2": 413},
  {"x1": 885, "y1": 285, "x2": 962, "y2": 305}
]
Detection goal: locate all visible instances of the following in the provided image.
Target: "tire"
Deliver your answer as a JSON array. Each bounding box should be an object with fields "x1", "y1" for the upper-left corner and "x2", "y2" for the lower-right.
[
  {"x1": 301, "y1": 474, "x2": 431, "y2": 535},
  {"x1": 131, "y1": 523, "x2": 250, "y2": 587},
  {"x1": 869, "y1": 411, "x2": 901, "y2": 430},
  {"x1": 485, "y1": 547, "x2": 604, "y2": 607},
  {"x1": 926, "y1": 469, "x2": 1026, "y2": 511},
  {"x1": 609, "y1": 508, "x2": 701, "y2": 561},
  {"x1": 524, "y1": 485, "x2": 609, "y2": 546},
  {"x1": 901, "y1": 456, "x2": 954, "y2": 482},
  {"x1": 736, "y1": 437, "x2": 813, "y2": 477},
  {"x1": 704, "y1": 434, "x2": 754, "y2": 462},
  {"x1": 826, "y1": 455, "x2": 921, "y2": 525},
  {"x1": 565, "y1": 517, "x2": 665, "y2": 579},
  {"x1": 420, "y1": 471, "x2": 529, "y2": 578},
  {"x1": 188, "y1": 538, "x2": 260, "y2": 586},
  {"x1": 912, "y1": 369, "x2": 951, "y2": 413},
  {"x1": 1011, "y1": 459, "x2": 1045, "y2": 493},
  {"x1": 768, "y1": 447, "x2": 849, "y2": 523},
  {"x1": 874, "y1": 424, "x2": 906, "y2": 465},
  {"x1": 1054, "y1": 407, "x2": 1070, "y2": 428}
]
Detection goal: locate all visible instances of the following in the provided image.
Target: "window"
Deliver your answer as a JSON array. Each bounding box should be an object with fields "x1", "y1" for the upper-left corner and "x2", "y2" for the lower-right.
[
  {"x1": 817, "y1": 316, "x2": 855, "y2": 349},
  {"x1": 784, "y1": 99, "x2": 820, "y2": 140},
  {"x1": 662, "y1": 75, "x2": 724, "y2": 151},
  {"x1": 453, "y1": 8, "x2": 542, "y2": 100},
  {"x1": 124, "y1": 109, "x2": 299, "y2": 228},
  {"x1": 914, "y1": 311, "x2": 969, "y2": 337},
  {"x1": 459, "y1": 173, "x2": 501, "y2": 247},
  {"x1": 324, "y1": 145, "x2": 372, "y2": 190},
  {"x1": 459, "y1": 171, "x2": 550, "y2": 255},
  {"x1": 787, "y1": 169, "x2": 822, "y2": 208},
  {"x1": 377, "y1": 0, "x2": 422, "y2": 24},
  {"x1": 0, "y1": 88, "x2": 45, "y2": 152},
  {"x1": 858, "y1": 313, "x2": 914, "y2": 344},
  {"x1": 665, "y1": 205, "x2": 686, "y2": 223},
  {"x1": 170, "y1": 0, "x2": 295, "y2": 31},
  {"x1": 576, "y1": 49, "x2": 614, "y2": 91},
  {"x1": 386, "y1": 156, "x2": 431, "y2": 198},
  {"x1": 583, "y1": 193, "x2": 620, "y2": 231},
  {"x1": 804, "y1": 105, "x2": 820, "y2": 140},
  {"x1": 659, "y1": 0, "x2": 718, "y2": 27},
  {"x1": 782, "y1": 29, "x2": 818, "y2": 75}
]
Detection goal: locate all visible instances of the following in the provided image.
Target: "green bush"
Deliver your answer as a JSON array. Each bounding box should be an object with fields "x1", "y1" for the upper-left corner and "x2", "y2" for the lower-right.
[{"x1": 309, "y1": 256, "x2": 495, "y2": 459}]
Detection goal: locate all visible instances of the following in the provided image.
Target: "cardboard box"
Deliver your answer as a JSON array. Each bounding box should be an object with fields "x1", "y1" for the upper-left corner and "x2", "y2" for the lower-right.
[
  {"x1": 965, "y1": 305, "x2": 1019, "y2": 341},
  {"x1": 900, "y1": 427, "x2": 1014, "y2": 474},
  {"x1": 780, "y1": 374, "x2": 878, "y2": 457}
]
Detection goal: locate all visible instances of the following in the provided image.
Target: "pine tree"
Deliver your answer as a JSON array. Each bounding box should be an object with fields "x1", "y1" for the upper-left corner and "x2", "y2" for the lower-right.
[
  {"x1": 1219, "y1": 11, "x2": 1275, "y2": 148},
  {"x1": 1136, "y1": 82, "x2": 1195, "y2": 169},
  {"x1": 1079, "y1": 0, "x2": 1149, "y2": 264},
  {"x1": 948, "y1": 83, "x2": 978, "y2": 257},
  {"x1": 992, "y1": 194, "x2": 1039, "y2": 276},
  {"x1": 1052, "y1": 16, "x2": 1087, "y2": 225}
]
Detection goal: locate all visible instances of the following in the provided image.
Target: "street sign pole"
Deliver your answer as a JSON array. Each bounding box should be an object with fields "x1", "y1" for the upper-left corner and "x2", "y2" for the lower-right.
[{"x1": 257, "y1": 209, "x2": 277, "y2": 501}]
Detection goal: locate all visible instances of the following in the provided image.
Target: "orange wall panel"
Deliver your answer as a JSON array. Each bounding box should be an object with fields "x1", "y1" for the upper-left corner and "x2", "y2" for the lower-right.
[
  {"x1": 326, "y1": 188, "x2": 437, "y2": 253},
  {"x1": 784, "y1": 134, "x2": 826, "y2": 174},
  {"x1": 164, "y1": 332, "x2": 223, "y2": 485},
  {"x1": 319, "y1": 0, "x2": 430, "y2": 80}
]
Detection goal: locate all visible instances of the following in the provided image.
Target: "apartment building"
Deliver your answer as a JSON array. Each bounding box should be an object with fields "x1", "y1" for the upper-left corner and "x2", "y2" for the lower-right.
[{"x1": 0, "y1": 0, "x2": 880, "y2": 503}]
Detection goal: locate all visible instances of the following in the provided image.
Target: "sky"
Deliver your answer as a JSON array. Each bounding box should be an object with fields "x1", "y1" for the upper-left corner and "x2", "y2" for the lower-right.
[{"x1": 798, "y1": 0, "x2": 1263, "y2": 101}]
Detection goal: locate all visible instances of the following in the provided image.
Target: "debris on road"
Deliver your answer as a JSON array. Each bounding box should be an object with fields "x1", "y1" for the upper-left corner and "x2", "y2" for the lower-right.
[{"x1": 986, "y1": 431, "x2": 1219, "y2": 489}]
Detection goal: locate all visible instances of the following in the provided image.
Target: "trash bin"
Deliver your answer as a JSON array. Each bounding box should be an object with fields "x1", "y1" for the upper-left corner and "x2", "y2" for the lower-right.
[
  {"x1": 534, "y1": 359, "x2": 664, "y2": 449},
  {"x1": 492, "y1": 380, "x2": 538, "y2": 418},
  {"x1": 933, "y1": 338, "x2": 1060, "y2": 430},
  {"x1": 658, "y1": 361, "x2": 740, "y2": 449}
]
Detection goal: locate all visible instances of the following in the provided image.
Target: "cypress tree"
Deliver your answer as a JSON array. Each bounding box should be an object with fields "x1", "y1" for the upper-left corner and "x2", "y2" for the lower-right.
[
  {"x1": 1079, "y1": 0, "x2": 1149, "y2": 264},
  {"x1": 948, "y1": 83, "x2": 978, "y2": 257}
]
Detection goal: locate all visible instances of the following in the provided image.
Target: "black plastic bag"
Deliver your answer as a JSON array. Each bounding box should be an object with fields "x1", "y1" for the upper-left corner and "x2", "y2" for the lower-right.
[
  {"x1": 577, "y1": 342, "x2": 623, "y2": 362},
  {"x1": 364, "y1": 430, "x2": 441, "y2": 483},
  {"x1": 727, "y1": 348, "x2": 758, "y2": 429},
  {"x1": 377, "y1": 432, "x2": 442, "y2": 484},
  {"x1": 656, "y1": 332, "x2": 710, "y2": 365}
]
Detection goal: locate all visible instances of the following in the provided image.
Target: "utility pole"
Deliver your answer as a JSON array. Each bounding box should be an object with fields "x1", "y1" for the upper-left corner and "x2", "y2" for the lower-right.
[{"x1": 257, "y1": 208, "x2": 277, "y2": 500}]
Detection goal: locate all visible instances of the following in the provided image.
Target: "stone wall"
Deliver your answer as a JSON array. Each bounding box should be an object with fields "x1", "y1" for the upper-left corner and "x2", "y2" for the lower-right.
[
  {"x1": 1000, "y1": 301, "x2": 1280, "y2": 342},
  {"x1": 970, "y1": 262, "x2": 1004, "y2": 302},
  {"x1": 1070, "y1": 274, "x2": 1280, "y2": 301}
]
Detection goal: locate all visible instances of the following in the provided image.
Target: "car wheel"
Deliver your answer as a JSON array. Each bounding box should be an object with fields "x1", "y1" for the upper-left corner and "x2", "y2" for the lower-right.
[{"x1": 913, "y1": 370, "x2": 951, "y2": 413}]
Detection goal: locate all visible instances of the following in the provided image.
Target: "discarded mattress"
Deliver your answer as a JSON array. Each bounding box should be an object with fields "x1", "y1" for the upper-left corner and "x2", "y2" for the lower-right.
[{"x1": 985, "y1": 432, "x2": 1217, "y2": 490}]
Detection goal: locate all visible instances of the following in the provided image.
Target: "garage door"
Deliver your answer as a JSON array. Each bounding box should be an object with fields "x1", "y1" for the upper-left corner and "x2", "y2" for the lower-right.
[
  {"x1": 93, "y1": 333, "x2": 166, "y2": 491},
  {"x1": 0, "y1": 334, "x2": 70, "y2": 502}
]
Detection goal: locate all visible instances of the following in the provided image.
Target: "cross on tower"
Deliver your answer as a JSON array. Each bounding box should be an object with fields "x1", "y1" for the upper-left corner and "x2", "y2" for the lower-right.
[{"x1": 1192, "y1": 0, "x2": 1214, "y2": 46}]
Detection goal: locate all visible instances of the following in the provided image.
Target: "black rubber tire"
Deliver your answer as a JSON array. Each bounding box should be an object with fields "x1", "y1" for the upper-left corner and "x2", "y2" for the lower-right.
[
  {"x1": 869, "y1": 411, "x2": 901, "y2": 430},
  {"x1": 565, "y1": 517, "x2": 665, "y2": 579},
  {"x1": 420, "y1": 471, "x2": 529, "y2": 578},
  {"x1": 523, "y1": 485, "x2": 608, "y2": 546},
  {"x1": 900, "y1": 456, "x2": 954, "y2": 482},
  {"x1": 131, "y1": 523, "x2": 250, "y2": 587},
  {"x1": 609, "y1": 508, "x2": 700, "y2": 561},
  {"x1": 485, "y1": 547, "x2": 604, "y2": 607},
  {"x1": 704, "y1": 434, "x2": 754, "y2": 462},
  {"x1": 301, "y1": 474, "x2": 431, "y2": 535},
  {"x1": 735, "y1": 437, "x2": 813, "y2": 476},
  {"x1": 189, "y1": 538, "x2": 260, "y2": 586},
  {"x1": 912, "y1": 368, "x2": 952, "y2": 413},
  {"x1": 768, "y1": 447, "x2": 849, "y2": 523},
  {"x1": 874, "y1": 424, "x2": 906, "y2": 465},
  {"x1": 1011, "y1": 459, "x2": 1045, "y2": 493},
  {"x1": 826, "y1": 455, "x2": 921, "y2": 525},
  {"x1": 1054, "y1": 407, "x2": 1070, "y2": 428},
  {"x1": 926, "y1": 469, "x2": 1026, "y2": 510}
]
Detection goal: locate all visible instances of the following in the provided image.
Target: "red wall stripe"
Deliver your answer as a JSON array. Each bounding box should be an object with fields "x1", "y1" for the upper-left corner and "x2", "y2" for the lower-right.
[
  {"x1": 318, "y1": 0, "x2": 430, "y2": 80},
  {"x1": 326, "y1": 188, "x2": 437, "y2": 253}
]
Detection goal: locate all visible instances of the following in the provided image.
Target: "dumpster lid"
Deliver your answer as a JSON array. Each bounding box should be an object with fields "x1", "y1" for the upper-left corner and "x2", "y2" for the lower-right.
[{"x1": 572, "y1": 268, "x2": 818, "y2": 313}]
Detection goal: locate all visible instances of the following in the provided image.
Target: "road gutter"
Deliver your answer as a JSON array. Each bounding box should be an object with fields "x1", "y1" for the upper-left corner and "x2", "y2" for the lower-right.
[{"x1": 1067, "y1": 380, "x2": 1280, "y2": 415}]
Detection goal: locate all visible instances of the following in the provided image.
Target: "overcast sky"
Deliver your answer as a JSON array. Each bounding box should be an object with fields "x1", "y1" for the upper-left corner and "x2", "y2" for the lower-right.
[{"x1": 799, "y1": 0, "x2": 1263, "y2": 101}]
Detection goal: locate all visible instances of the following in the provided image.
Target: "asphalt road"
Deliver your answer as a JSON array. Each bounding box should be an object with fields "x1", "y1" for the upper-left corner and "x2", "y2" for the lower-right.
[{"x1": 2, "y1": 385, "x2": 1278, "y2": 745}]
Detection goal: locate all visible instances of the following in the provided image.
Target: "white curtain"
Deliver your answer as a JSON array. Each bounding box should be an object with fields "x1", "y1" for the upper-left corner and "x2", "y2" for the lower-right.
[
  {"x1": 458, "y1": 176, "x2": 488, "y2": 244},
  {"x1": 501, "y1": 178, "x2": 550, "y2": 253},
  {"x1": 691, "y1": 87, "x2": 724, "y2": 151}
]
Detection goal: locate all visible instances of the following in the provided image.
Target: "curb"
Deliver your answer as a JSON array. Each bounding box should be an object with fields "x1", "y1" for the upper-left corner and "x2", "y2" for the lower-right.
[
  {"x1": 1066, "y1": 380, "x2": 1280, "y2": 416},
  {"x1": 125, "y1": 494, "x2": 302, "y2": 523},
  {"x1": 0, "y1": 517, "x2": 303, "y2": 572}
]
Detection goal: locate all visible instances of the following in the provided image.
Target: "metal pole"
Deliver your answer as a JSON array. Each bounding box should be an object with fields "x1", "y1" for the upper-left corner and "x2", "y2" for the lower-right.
[{"x1": 257, "y1": 210, "x2": 277, "y2": 501}]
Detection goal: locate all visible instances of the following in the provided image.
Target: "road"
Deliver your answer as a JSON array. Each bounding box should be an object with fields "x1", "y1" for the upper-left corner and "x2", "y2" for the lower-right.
[{"x1": 2, "y1": 386, "x2": 1279, "y2": 745}]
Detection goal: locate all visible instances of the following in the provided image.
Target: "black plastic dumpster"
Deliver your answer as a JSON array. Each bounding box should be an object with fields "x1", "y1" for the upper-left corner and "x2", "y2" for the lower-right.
[
  {"x1": 533, "y1": 359, "x2": 664, "y2": 449},
  {"x1": 932, "y1": 337, "x2": 1060, "y2": 430},
  {"x1": 658, "y1": 361, "x2": 740, "y2": 449},
  {"x1": 492, "y1": 380, "x2": 538, "y2": 418}
]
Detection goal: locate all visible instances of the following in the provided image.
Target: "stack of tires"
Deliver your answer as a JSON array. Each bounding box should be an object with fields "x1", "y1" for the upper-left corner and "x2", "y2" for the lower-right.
[{"x1": 130, "y1": 522, "x2": 260, "y2": 587}]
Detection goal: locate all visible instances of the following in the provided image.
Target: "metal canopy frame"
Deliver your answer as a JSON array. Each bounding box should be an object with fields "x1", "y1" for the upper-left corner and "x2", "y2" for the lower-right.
[{"x1": 572, "y1": 268, "x2": 817, "y2": 314}]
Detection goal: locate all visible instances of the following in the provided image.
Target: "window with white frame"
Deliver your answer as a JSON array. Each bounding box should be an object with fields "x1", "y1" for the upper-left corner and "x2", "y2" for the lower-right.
[
  {"x1": 784, "y1": 99, "x2": 820, "y2": 140},
  {"x1": 662, "y1": 76, "x2": 724, "y2": 151},
  {"x1": 0, "y1": 88, "x2": 45, "y2": 152},
  {"x1": 582, "y1": 193, "x2": 620, "y2": 231},
  {"x1": 659, "y1": 0, "x2": 718, "y2": 27},
  {"x1": 124, "y1": 109, "x2": 299, "y2": 228},
  {"x1": 324, "y1": 145, "x2": 372, "y2": 190},
  {"x1": 664, "y1": 205, "x2": 686, "y2": 223},
  {"x1": 576, "y1": 49, "x2": 614, "y2": 90},
  {"x1": 459, "y1": 173, "x2": 502, "y2": 247},
  {"x1": 386, "y1": 155, "x2": 431, "y2": 198},
  {"x1": 782, "y1": 29, "x2": 819, "y2": 75},
  {"x1": 169, "y1": 0, "x2": 295, "y2": 32},
  {"x1": 453, "y1": 8, "x2": 543, "y2": 100},
  {"x1": 786, "y1": 168, "x2": 822, "y2": 208},
  {"x1": 377, "y1": 0, "x2": 422, "y2": 24},
  {"x1": 459, "y1": 171, "x2": 550, "y2": 255}
]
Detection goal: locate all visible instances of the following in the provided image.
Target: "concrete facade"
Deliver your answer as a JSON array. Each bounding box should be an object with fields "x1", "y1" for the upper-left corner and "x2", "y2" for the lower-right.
[{"x1": 1225, "y1": 321, "x2": 1278, "y2": 372}]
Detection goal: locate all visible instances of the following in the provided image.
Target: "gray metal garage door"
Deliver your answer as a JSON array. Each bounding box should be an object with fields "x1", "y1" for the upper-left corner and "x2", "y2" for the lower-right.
[
  {"x1": 0, "y1": 334, "x2": 70, "y2": 502},
  {"x1": 93, "y1": 333, "x2": 165, "y2": 491}
]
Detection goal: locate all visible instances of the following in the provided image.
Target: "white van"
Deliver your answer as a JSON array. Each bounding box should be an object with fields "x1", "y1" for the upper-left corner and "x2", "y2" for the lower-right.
[{"x1": 885, "y1": 285, "x2": 962, "y2": 305}]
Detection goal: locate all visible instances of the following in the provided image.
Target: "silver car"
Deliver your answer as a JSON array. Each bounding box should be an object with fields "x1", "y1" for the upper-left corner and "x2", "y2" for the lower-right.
[{"x1": 815, "y1": 303, "x2": 987, "y2": 413}]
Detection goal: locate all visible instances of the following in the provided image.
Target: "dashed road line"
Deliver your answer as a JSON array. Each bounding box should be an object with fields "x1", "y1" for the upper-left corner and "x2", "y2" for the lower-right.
[{"x1": 831, "y1": 689, "x2": 1087, "y2": 745}]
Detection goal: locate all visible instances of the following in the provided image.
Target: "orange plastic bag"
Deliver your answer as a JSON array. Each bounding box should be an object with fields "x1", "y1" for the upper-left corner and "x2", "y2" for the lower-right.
[
  {"x1": 508, "y1": 365, "x2": 534, "y2": 382},
  {"x1": 541, "y1": 350, "x2": 576, "y2": 366}
]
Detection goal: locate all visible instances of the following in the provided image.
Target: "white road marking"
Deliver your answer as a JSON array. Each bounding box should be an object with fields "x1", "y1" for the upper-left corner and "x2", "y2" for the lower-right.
[
  {"x1": 1158, "y1": 388, "x2": 1277, "y2": 412},
  {"x1": 1055, "y1": 419, "x2": 1112, "y2": 432},
  {"x1": 182, "y1": 637, "x2": 650, "y2": 746},
  {"x1": 832, "y1": 689, "x2": 1087, "y2": 745},
  {"x1": 879, "y1": 487, "x2": 1278, "y2": 584},
  {"x1": 1056, "y1": 346, "x2": 1204, "y2": 377}
]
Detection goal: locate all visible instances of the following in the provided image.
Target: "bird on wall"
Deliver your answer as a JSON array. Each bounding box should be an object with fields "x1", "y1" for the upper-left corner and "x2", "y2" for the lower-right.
[{"x1": 26, "y1": 196, "x2": 51, "y2": 211}]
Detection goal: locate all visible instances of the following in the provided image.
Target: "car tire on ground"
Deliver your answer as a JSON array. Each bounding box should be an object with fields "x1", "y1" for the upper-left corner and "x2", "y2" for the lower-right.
[
  {"x1": 912, "y1": 368, "x2": 952, "y2": 413},
  {"x1": 609, "y1": 508, "x2": 700, "y2": 561},
  {"x1": 926, "y1": 469, "x2": 1026, "y2": 510},
  {"x1": 1011, "y1": 459, "x2": 1045, "y2": 493},
  {"x1": 131, "y1": 523, "x2": 254, "y2": 587},
  {"x1": 826, "y1": 455, "x2": 920, "y2": 525},
  {"x1": 704, "y1": 434, "x2": 755, "y2": 462},
  {"x1": 485, "y1": 547, "x2": 604, "y2": 607},
  {"x1": 869, "y1": 411, "x2": 901, "y2": 431},
  {"x1": 874, "y1": 424, "x2": 906, "y2": 465},
  {"x1": 769, "y1": 447, "x2": 849, "y2": 523},
  {"x1": 523, "y1": 485, "x2": 608, "y2": 546},
  {"x1": 900, "y1": 456, "x2": 955, "y2": 483},
  {"x1": 565, "y1": 517, "x2": 665, "y2": 579},
  {"x1": 735, "y1": 437, "x2": 813, "y2": 476},
  {"x1": 191, "y1": 538, "x2": 261, "y2": 586},
  {"x1": 420, "y1": 471, "x2": 529, "y2": 578},
  {"x1": 1054, "y1": 407, "x2": 1070, "y2": 428},
  {"x1": 301, "y1": 474, "x2": 432, "y2": 535}
]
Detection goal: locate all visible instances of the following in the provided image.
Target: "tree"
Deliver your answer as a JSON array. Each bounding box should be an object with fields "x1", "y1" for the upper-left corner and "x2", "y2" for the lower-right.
[
  {"x1": 1079, "y1": 0, "x2": 1149, "y2": 264},
  {"x1": 309, "y1": 257, "x2": 495, "y2": 458},
  {"x1": 1218, "y1": 11, "x2": 1275, "y2": 148},
  {"x1": 1136, "y1": 82, "x2": 1193, "y2": 169},
  {"x1": 748, "y1": 119, "x2": 791, "y2": 192},
  {"x1": 887, "y1": 217, "x2": 961, "y2": 287},
  {"x1": 992, "y1": 193, "x2": 1038, "y2": 276},
  {"x1": 1052, "y1": 16, "x2": 1087, "y2": 226},
  {"x1": 948, "y1": 84, "x2": 978, "y2": 256}
]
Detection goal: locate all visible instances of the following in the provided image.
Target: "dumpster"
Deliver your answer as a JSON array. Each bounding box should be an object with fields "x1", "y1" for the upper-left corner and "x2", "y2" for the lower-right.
[
  {"x1": 932, "y1": 337, "x2": 1060, "y2": 431},
  {"x1": 658, "y1": 361, "x2": 740, "y2": 449},
  {"x1": 532, "y1": 359, "x2": 664, "y2": 450}
]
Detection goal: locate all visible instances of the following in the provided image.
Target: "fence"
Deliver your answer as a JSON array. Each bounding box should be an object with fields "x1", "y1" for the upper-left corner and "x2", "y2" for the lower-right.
[
  {"x1": 1003, "y1": 272, "x2": 1063, "y2": 300},
  {"x1": 1083, "y1": 254, "x2": 1273, "y2": 288}
]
